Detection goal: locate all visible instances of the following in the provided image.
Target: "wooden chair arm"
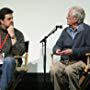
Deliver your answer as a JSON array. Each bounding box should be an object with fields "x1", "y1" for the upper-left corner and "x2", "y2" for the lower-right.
[
  {"x1": 86, "y1": 53, "x2": 90, "y2": 56},
  {"x1": 79, "y1": 53, "x2": 90, "y2": 86},
  {"x1": 14, "y1": 52, "x2": 28, "y2": 72},
  {"x1": 14, "y1": 53, "x2": 28, "y2": 65},
  {"x1": 85, "y1": 53, "x2": 90, "y2": 68}
]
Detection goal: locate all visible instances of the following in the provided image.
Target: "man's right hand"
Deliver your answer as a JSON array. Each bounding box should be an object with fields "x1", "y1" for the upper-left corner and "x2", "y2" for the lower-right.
[
  {"x1": 55, "y1": 49, "x2": 61, "y2": 55},
  {"x1": 7, "y1": 25, "x2": 15, "y2": 38}
]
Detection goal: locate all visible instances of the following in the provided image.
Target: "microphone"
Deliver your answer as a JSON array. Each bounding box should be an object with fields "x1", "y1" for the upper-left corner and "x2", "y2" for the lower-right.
[
  {"x1": 49, "y1": 25, "x2": 63, "y2": 35},
  {"x1": 40, "y1": 25, "x2": 63, "y2": 43},
  {"x1": 56, "y1": 25, "x2": 63, "y2": 29}
]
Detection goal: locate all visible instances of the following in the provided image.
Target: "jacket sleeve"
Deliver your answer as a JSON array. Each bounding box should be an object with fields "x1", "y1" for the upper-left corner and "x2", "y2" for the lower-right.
[
  {"x1": 11, "y1": 29, "x2": 25, "y2": 56},
  {"x1": 72, "y1": 29, "x2": 90, "y2": 57},
  {"x1": 53, "y1": 31, "x2": 64, "y2": 54}
]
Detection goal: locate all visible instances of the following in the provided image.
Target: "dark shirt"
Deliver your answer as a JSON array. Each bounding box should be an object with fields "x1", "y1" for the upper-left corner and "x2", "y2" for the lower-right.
[
  {"x1": 53, "y1": 23, "x2": 90, "y2": 62},
  {"x1": 0, "y1": 27, "x2": 25, "y2": 57}
]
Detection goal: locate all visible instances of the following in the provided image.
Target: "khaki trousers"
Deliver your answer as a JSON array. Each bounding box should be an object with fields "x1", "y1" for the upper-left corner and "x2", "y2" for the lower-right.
[{"x1": 50, "y1": 61, "x2": 86, "y2": 90}]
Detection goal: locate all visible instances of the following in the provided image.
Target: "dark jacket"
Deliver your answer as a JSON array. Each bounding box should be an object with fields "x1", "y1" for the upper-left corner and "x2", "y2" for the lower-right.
[
  {"x1": 53, "y1": 23, "x2": 90, "y2": 62},
  {"x1": 0, "y1": 27, "x2": 25, "y2": 57}
]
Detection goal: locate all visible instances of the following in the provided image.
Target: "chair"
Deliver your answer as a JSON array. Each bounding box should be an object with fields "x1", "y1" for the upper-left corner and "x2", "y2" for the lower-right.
[
  {"x1": 9, "y1": 41, "x2": 29, "y2": 90},
  {"x1": 79, "y1": 53, "x2": 90, "y2": 90},
  {"x1": 51, "y1": 53, "x2": 90, "y2": 90},
  {"x1": 15, "y1": 41, "x2": 29, "y2": 71}
]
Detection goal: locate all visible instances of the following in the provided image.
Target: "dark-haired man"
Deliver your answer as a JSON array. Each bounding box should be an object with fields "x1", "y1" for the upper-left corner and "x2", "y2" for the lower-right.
[{"x1": 0, "y1": 7, "x2": 25, "y2": 90}]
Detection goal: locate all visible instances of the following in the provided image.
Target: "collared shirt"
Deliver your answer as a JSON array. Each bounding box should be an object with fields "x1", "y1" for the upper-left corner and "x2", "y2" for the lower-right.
[
  {"x1": 53, "y1": 23, "x2": 90, "y2": 61},
  {"x1": 66, "y1": 23, "x2": 84, "y2": 39}
]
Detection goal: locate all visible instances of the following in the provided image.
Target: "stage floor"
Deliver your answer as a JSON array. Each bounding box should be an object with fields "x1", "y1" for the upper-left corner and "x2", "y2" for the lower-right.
[
  {"x1": 11, "y1": 72, "x2": 90, "y2": 90},
  {"x1": 14, "y1": 73, "x2": 53, "y2": 90}
]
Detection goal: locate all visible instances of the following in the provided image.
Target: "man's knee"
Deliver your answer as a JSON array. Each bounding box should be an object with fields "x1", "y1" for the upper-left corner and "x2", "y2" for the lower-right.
[
  {"x1": 50, "y1": 62, "x2": 64, "y2": 76},
  {"x1": 50, "y1": 64, "x2": 59, "y2": 75},
  {"x1": 65, "y1": 66, "x2": 73, "y2": 75},
  {"x1": 4, "y1": 57, "x2": 16, "y2": 66}
]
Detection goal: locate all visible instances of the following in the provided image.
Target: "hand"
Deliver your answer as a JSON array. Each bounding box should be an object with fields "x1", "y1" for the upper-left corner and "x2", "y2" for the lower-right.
[
  {"x1": 7, "y1": 25, "x2": 17, "y2": 45},
  {"x1": 55, "y1": 49, "x2": 61, "y2": 55},
  {"x1": 59, "y1": 49, "x2": 72, "y2": 55},
  {"x1": 7, "y1": 25, "x2": 15, "y2": 38}
]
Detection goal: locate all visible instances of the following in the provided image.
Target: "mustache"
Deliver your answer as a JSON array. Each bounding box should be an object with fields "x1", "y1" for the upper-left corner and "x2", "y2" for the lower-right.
[{"x1": 10, "y1": 22, "x2": 14, "y2": 26}]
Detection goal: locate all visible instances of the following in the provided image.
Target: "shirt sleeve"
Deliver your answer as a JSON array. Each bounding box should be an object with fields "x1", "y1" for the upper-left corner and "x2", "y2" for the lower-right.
[{"x1": 11, "y1": 29, "x2": 25, "y2": 56}]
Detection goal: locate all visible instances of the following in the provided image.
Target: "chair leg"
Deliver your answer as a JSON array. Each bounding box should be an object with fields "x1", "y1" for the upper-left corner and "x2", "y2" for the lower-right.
[{"x1": 80, "y1": 74, "x2": 90, "y2": 90}]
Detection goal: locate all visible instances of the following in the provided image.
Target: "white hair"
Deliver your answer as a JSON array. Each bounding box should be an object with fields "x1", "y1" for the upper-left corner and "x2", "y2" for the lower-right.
[{"x1": 70, "y1": 6, "x2": 85, "y2": 24}]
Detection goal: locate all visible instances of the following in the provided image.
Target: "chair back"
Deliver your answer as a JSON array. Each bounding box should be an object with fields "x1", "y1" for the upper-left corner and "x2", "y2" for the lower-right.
[
  {"x1": 25, "y1": 41, "x2": 29, "y2": 53},
  {"x1": 15, "y1": 41, "x2": 29, "y2": 66}
]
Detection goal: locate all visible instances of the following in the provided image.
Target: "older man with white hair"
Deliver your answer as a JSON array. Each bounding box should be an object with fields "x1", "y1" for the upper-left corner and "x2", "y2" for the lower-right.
[{"x1": 50, "y1": 6, "x2": 90, "y2": 90}]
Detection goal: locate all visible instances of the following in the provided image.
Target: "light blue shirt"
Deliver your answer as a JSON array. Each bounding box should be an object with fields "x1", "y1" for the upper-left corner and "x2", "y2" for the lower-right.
[{"x1": 66, "y1": 23, "x2": 84, "y2": 39}]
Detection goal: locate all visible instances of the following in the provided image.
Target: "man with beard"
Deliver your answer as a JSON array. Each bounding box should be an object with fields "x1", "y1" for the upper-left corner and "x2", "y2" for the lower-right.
[{"x1": 0, "y1": 7, "x2": 25, "y2": 90}]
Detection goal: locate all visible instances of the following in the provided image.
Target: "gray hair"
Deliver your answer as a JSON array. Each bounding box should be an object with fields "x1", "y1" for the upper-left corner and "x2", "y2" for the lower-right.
[{"x1": 70, "y1": 6, "x2": 85, "y2": 24}]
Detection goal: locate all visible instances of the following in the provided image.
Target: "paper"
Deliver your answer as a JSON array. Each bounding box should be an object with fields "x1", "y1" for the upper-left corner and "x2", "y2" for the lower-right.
[{"x1": 0, "y1": 53, "x2": 4, "y2": 65}]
